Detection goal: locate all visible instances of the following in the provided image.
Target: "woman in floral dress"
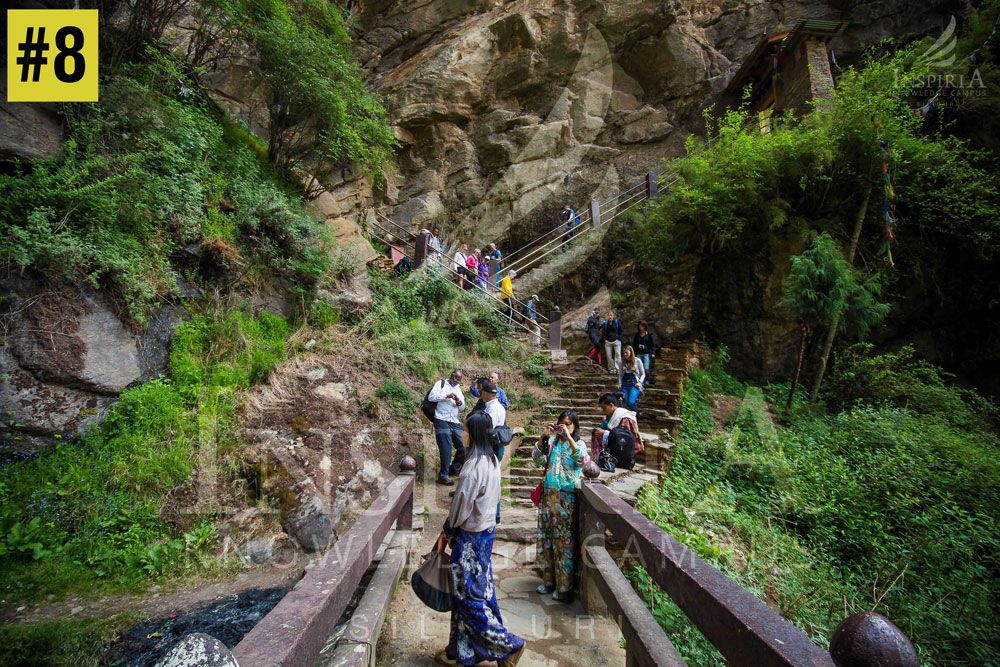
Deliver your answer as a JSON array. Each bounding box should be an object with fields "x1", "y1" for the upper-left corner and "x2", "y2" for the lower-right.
[
  {"x1": 532, "y1": 409, "x2": 587, "y2": 602},
  {"x1": 435, "y1": 410, "x2": 525, "y2": 666}
]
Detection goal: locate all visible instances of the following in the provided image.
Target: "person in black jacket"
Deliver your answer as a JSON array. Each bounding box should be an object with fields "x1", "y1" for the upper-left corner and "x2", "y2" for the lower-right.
[
  {"x1": 633, "y1": 320, "x2": 657, "y2": 386},
  {"x1": 584, "y1": 307, "x2": 603, "y2": 366},
  {"x1": 602, "y1": 310, "x2": 623, "y2": 374}
]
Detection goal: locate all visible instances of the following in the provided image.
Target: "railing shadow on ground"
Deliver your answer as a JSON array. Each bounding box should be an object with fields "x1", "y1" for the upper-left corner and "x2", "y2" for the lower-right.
[{"x1": 577, "y1": 470, "x2": 921, "y2": 667}]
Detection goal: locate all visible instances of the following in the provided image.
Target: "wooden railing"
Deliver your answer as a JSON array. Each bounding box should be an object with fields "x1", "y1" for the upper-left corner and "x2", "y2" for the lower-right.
[
  {"x1": 578, "y1": 472, "x2": 920, "y2": 667},
  {"x1": 157, "y1": 458, "x2": 417, "y2": 667}
]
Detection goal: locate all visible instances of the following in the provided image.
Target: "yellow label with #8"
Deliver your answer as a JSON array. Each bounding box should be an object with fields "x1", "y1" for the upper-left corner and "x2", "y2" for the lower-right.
[{"x1": 6, "y1": 9, "x2": 98, "y2": 102}]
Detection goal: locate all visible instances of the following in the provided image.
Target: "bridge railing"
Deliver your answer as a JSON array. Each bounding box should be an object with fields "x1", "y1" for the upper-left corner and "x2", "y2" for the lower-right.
[
  {"x1": 578, "y1": 473, "x2": 919, "y2": 667},
  {"x1": 230, "y1": 457, "x2": 417, "y2": 667}
]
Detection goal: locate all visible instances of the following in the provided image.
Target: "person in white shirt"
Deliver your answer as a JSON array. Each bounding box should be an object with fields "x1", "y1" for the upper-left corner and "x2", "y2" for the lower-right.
[
  {"x1": 428, "y1": 370, "x2": 466, "y2": 485},
  {"x1": 453, "y1": 243, "x2": 469, "y2": 289},
  {"x1": 478, "y1": 380, "x2": 507, "y2": 524},
  {"x1": 428, "y1": 226, "x2": 444, "y2": 272},
  {"x1": 435, "y1": 411, "x2": 525, "y2": 666}
]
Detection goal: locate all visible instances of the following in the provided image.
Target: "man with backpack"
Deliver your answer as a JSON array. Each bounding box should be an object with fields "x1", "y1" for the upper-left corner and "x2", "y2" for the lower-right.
[
  {"x1": 424, "y1": 370, "x2": 466, "y2": 485},
  {"x1": 478, "y1": 380, "x2": 512, "y2": 523},
  {"x1": 562, "y1": 204, "x2": 581, "y2": 243},
  {"x1": 591, "y1": 393, "x2": 642, "y2": 471}
]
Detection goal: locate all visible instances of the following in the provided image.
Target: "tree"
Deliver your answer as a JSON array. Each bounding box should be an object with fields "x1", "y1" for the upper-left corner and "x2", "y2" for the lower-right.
[
  {"x1": 205, "y1": 0, "x2": 397, "y2": 192},
  {"x1": 781, "y1": 234, "x2": 890, "y2": 411}
]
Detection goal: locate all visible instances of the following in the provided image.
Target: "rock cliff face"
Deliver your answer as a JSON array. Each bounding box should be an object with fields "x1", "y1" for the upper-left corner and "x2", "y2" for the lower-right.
[
  {"x1": 351, "y1": 0, "x2": 963, "y2": 377},
  {"x1": 355, "y1": 0, "x2": 959, "y2": 241}
]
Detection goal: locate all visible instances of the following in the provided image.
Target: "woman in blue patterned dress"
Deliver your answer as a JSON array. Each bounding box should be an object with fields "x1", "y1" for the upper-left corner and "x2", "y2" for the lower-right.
[
  {"x1": 435, "y1": 411, "x2": 525, "y2": 666},
  {"x1": 532, "y1": 409, "x2": 587, "y2": 602}
]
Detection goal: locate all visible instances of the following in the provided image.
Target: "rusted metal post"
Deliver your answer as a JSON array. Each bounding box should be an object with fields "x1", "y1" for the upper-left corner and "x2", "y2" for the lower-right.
[
  {"x1": 590, "y1": 199, "x2": 601, "y2": 228},
  {"x1": 414, "y1": 231, "x2": 428, "y2": 268},
  {"x1": 646, "y1": 172, "x2": 659, "y2": 199},
  {"x1": 548, "y1": 307, "x2": 562, "y2": 350},
  {"x1": 398, "y1": 456, "x2": 416, "y2": 530},
  {"x1": 579, "y1": 461, "x2": 606, "y2": 616},
  {"x1": 829, "y1": 612, "x2": 919, "y2": 667}
]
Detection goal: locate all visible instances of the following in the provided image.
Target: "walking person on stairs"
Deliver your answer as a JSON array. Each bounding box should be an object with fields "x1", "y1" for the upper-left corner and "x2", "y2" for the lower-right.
[
  {"x1": 499, "y1": 270, "x2": 517, "y2": 325},
  {"x1": 602, "y1": 310, "x2": 623, "y2": 374},
  {"x1": 435, "y1": 410, "x2": 525, "y2": 667},
  {"x1": 585, "y1": 307, "x2": 603, "y2": 365},
  {"x1": 633, "y1": 320, "x2": 657, "y2": 386},
  {"x1": 453, "y1": 243, "x2": 469, "y2": 289},
  {"x1": 428, "y1": 370, "x2": 466, "y2": 485},
  {"x1": 532, "y1": 410, "x2": 587, "y2": 603},
  {"x1": 619, "y1": 345, "x2": 646, "y2": 412},
  {"x1": 525, "y1": 294, "x2": 542, "y2": 348}
]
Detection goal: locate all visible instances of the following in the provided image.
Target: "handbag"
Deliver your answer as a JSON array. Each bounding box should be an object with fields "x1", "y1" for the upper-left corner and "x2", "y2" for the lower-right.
[
  {"x1": 530, "y1": 439, "x2": 556, "y2": 507},
  {"x1": 411, "y1": 548, "x2": 452, "y2": 612},
  {"x1": 597, "y1": 448, "x2": 617, "y2": 472}
]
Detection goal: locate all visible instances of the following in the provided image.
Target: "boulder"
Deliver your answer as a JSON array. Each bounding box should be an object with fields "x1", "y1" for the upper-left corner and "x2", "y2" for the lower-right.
[
  {"x1": 0, "y1": 74, "x2": 64, "y2": 162},
  {"x1": 154, "y1": 633, "x2": 238, "y2": 667},
  {"x1": 284, "y1": 494, "x2": 335, "y2": 552},
  {"x1": 0, "y1": 347, "x2": 111, "y2": 444},
  {"x1": 7, "y1": 286, "x2": 142, "y2": 394}
]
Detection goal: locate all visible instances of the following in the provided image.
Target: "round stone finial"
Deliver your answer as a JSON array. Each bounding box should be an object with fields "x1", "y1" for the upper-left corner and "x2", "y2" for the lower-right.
[
  {"x1": 399, "y1": 455, "x2": 417, "y2": 473},
  {"x1": 583, "y1": 461, "x2": 601, "y2": 481},
  {"x1": 830, "y1": 612, "x2": 919, "y2": 667}
]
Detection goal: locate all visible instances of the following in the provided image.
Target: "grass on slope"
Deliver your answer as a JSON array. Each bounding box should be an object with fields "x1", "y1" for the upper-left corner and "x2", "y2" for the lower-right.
[{"x1": 631, "y1": 349, "x2": 999, "y2": 665}]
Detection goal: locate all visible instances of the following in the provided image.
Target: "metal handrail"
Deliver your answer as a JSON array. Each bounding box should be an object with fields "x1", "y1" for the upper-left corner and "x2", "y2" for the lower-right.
[
  {"x1": 501, "y1": 210, "x2": 594, "y2": 277},
  {"x1": 503, "y1": 186, "x2": 649, "y2": 277},
  {"x1": 421, "y1": 252, "x2": 552, "y2": 328}
]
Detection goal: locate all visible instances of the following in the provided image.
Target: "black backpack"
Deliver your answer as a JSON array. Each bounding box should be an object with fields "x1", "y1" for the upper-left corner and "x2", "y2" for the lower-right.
[
  {"x1": 421, "y1": 380, "x2": 444, "y2": 423},
  {"x1": 492, "y1": 424, "x2": 514, "y2": 453},
  {"x1": 607, "y1": 426, "x2": 636, "y2": 470}
]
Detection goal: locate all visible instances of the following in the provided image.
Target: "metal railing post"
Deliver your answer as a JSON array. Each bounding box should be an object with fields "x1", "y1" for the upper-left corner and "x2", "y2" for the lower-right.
[
  {"x1": 646, "y1": 172, "x2": 659, "y2": 199},
  {"x1": 414, "y1": 231, "x2": 428, "y2": 268},
  {"x1": 590, "y1": 199, "x2": 601, "y2": 228},
  {"x1": 398, "y1": 456, "x2": 416, "y2": 531},
  {"x1": 547, "y1": 307, "x2": 562, "y2": 351}
]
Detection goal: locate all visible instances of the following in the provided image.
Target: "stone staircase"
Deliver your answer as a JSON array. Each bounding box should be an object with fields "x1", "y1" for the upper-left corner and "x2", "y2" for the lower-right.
[{"x1": 496, "y1": 344, "x2": 695, "y2": 542}]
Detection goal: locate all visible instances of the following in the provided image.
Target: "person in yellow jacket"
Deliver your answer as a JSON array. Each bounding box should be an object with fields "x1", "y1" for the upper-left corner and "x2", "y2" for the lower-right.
[{"x1": 499, "y1": 270, "x2": 516, "y2": 325}]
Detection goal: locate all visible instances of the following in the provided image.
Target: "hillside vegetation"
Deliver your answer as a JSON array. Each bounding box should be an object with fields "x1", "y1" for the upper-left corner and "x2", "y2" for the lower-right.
[{"x1": 632, "y1": 348, "x2": 999, "y2": 665}]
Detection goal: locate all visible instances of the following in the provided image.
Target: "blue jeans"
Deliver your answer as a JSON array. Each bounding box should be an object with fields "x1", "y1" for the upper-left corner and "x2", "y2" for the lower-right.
[
  {"x1": 638, "y1": 354, "x2": 652, "y2": 380},
  {"x1": 495, "y1": 446, "x2": 505, "y2": 523},
  {"x1": 622, "y1": 381, "x2": 641, "y2": 411},
  {"x1": 435, "y1": 419, "x2": 465, "y2": 479}
]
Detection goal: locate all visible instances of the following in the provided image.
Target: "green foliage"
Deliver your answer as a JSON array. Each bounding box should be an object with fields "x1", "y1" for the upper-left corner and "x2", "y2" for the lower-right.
[
  {"x1": 632, "y1": 47, "x2": 1000, "y2": 267},
  {"x1": 211, "y1": 0, "x2": 397, "y2": 184},
  {"x1": 376, "y1": 377, "x2": 419, "y2": 417},
  {"x1": 781, "y1": 233, "x2": 889, "y2": 336},
  {"x1": 0, "y1": 518, "x2": 51, "y2": 561},
  {"x1": 0, "y1": 310, "x2": 288, "y2": 597},
  {"x1": 307, "y1": 300, "x2": 341, "y2": 329},
  {"x1": 826, "y1": 344, "x2": 998, "y2": 430},
  {"x1": 0, "y1": 616, "x2": 135, "y2": 667},
  {"x1": 0, "y1": 54, "x2": 335, "y2": 324},
  {"x1": 363, "y1": 269, "x2": 523, "y2": 380},
  {"x1": 635, "y1": 355, "x2": 1000, "y2": 665}
]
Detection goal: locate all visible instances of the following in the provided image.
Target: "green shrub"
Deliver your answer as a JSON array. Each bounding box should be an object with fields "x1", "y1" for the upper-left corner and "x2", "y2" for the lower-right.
[
  {"x1": 308, "y1": 300, "x2": 341, "y2": 329},
  {"x1": 0, "y1": 309, "x2": 288, "y2": 597},
  {"x1": 636, "y1": 353, "x2": 1000, "y2": 665},
  {"x1": 376, "y1": 377, "x2": 419, "y2": 418},
  {"x1": 826, "y1": 343, "x2": 996, "y2": 429},
  {"x1": 0, "y1": 55, "x2": 336, "y2": 324}
]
